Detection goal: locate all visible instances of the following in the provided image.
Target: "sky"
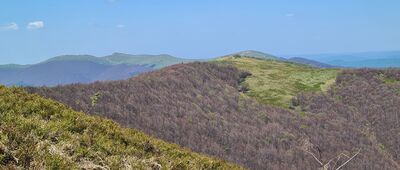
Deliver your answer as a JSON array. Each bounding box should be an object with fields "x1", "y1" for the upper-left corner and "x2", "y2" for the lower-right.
[{"x1": 0, "y1": 0, "x2": 400, "y2": 64}]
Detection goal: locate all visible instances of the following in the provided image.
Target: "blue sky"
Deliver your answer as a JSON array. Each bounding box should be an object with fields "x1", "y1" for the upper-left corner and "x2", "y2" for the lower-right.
[{"x1": 0, "y1": 0, "x2": 399, "y2": 64}]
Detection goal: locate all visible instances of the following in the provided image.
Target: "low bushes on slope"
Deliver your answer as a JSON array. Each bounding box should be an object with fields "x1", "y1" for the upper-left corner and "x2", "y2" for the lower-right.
[{"x1": 0, "y1": 86, "x2": 240, "y2": 169}]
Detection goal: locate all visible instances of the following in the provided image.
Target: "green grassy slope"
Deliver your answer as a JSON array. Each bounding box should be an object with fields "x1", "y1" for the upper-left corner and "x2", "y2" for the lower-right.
[
  {"x1": 217, "y1": 56, "x2": 339, "y2": 108},
  {"x1": 0, "y1": 86, "x2": 242, "y2": 169}
]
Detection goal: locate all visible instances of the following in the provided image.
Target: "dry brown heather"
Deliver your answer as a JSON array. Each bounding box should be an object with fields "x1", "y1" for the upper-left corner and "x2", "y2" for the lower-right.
[{"x1": 27, "y1": 62, "x2": 400, "y2": 169}]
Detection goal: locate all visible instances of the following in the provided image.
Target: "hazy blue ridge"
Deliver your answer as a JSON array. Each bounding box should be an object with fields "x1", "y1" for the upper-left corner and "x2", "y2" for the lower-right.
[{"x1": 296, "y1": 51, "x2": 400, "y2": 68}]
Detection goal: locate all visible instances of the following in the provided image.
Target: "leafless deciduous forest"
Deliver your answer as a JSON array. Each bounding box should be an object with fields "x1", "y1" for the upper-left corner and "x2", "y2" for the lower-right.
[{"x1": 27, "y1": 63, "x2": 400, "y2": 169}]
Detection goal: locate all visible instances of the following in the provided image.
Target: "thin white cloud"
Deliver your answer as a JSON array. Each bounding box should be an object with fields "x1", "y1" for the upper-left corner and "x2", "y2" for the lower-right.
[
  {"x1": 27, "y1": 21, "x2": 44, "y2": 30},
  {"x1": 116, "y1": 24, "x2": 125, "y2": 28},
  {"x1": 285, "y1": 13, "x2": 295, "y2": 17},
  {"x1": 0, "y1": 22, "x2": 18, "y2": 31}
]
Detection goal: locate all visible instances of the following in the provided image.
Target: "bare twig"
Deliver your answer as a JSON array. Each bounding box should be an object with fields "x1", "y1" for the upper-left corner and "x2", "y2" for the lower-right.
[
  {"x1": 335, "y1": 149, "x2": 361, "y2": 170},
  {"x1": 304, "y1": 149, "x2": 324, "y2": 166},
  {"x1": 300, "y1": 138, "x2": 361, "y2": 170},
  {"x1": 301, "y1": 138, "x2": 324, "y2": 166}
]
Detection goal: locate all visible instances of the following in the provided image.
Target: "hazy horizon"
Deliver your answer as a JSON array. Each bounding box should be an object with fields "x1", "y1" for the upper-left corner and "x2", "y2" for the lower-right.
[
  {"x1": 2, "y1": 49, "x2": 400, "y2": 65},
  {"x1": 1, "y1": 0, "x2": 400, "y2": 64}
]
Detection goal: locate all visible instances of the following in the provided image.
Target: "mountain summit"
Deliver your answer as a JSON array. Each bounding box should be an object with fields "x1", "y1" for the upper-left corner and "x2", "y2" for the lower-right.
[{"x1": 226, "y1": 50, "x2": 282, "y2": 60}]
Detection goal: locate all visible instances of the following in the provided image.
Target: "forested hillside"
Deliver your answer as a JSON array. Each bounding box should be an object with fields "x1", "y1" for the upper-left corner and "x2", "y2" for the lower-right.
[
  {"x1": 28, "y1": 62, "x2": 295, "y2": 169},
  {"x1": 27, "y1": 61, "x2": 400, "y2": 169},
  {"x1": 2, "y1": 0, "x2": 398, "y2": 169},
  {"x1": 0, "y1": 86, "x2": 240, "y2": 169},
  {"x1": 294, "y1": 69, "x2": 400, "y2": 169}
]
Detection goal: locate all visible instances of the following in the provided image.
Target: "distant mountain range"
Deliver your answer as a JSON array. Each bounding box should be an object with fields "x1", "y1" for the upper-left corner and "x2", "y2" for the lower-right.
[
  {"x1": 12, "y1": 50, "x2": 397, "y2": 86},
  {"x1": 0, "y1": 53, "x2": 196, "y2": 86},
  {"x1": 297, "y1": 51, "x2": 400, "y2": 68},
  {"x1": 43, "y1": 53, "x2": 195, "y2": 69}
]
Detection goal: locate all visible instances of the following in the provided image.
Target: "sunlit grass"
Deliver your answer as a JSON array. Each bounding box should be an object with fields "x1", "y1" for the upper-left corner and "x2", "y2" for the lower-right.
[{"x1": 217, "y1": 56, "x2": 339, "y2": 108}]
